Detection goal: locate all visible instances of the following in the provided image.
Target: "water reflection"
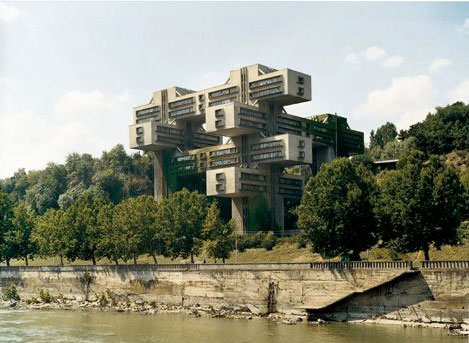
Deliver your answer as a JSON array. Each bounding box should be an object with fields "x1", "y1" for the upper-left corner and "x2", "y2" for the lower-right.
[{"x1": 0, "y1": 310, "x2": 459, "y2": 343}]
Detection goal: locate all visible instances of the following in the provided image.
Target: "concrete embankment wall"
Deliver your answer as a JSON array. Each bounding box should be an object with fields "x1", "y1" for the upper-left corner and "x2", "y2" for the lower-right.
[{"x1": 0, "y1": 261, "x2": 467, "y2": 324}]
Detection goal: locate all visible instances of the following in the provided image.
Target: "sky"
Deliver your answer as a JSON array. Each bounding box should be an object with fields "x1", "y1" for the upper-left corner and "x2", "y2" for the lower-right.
[{"x1": 1, "y1": 1, "x2": 468, "y2": 178}]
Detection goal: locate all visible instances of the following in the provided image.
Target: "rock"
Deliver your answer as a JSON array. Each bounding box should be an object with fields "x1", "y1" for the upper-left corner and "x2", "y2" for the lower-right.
[
  {"x1": 8, "y1": 301, "x2": 17, "y2": 308},
  {"x1": 317, "y1": 318, "x2": 327, "y2": 324},
  {"x1": 246, "y1": 304, "x2": 261, "y2": 315}
]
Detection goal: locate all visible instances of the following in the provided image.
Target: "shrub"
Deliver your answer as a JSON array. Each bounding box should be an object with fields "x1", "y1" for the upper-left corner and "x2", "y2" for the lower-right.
[
  {"x1": 262, "y1": 231, "x2": 277, "y2": 251},
  {"x1": 296, "y1": 234, "x2": 308, "y2": 249},
  {"x1": 38, "y1": 289, "x2": 53, "y2": 303},
  {"x1": 2, "y1": 285, "x2": 20, "y2": 301}
]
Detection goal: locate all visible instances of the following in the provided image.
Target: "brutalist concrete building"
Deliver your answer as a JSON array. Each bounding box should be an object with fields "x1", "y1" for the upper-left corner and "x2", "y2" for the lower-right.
[{"x1": 129, "y1": 64, "x2": 364, "y2": 234}]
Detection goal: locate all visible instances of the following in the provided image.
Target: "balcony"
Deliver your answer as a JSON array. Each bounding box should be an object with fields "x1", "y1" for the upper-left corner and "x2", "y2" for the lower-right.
[
  {"x1": 247, "y1": 68, "x2": 311, "y2": 106},
  {"x1": 205, "y1": 102, "x2": 267, "y2": 137},
  {"x1": 129, "y1": 122, "x2": 184, "y2": 151},
  {"x1": 249, "y1": 134, "x2": 312, "y2": 165},
  {"x1": 206, "y1": 167, "x2": 269, "y2": 198}
]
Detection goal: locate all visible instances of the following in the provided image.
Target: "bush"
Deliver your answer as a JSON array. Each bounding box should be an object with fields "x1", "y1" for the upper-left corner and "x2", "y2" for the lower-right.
[
  {"x1": 296, "y1": 234, "x2": 309, "y2": 249},
  {"x1": 262, "y1": 232, "x2": 277, "y2": 251},
  {"x1": 38, "y1": 289, "x2": 53, "y2": 303},
  {"x1": 2, "y1": 285, "x2": 20, "y2": 301},
  {"x1": 236, "y1": 232, "x2": 266, "y2": 252}
]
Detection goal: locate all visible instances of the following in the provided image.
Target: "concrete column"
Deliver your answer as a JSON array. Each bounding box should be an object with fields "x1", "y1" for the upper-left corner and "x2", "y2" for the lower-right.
[
  {"x1": 231, "y1": 198, "x2": 245, "y2": 235},
  {"x1": 152, "y1": 151, "x2": 167, "y2": 200}
]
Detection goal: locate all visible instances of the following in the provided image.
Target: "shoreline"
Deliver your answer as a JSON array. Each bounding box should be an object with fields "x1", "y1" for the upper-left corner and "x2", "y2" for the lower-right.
[{"x1": 1, "y1": 298, "x2": 468, "y2": 337}]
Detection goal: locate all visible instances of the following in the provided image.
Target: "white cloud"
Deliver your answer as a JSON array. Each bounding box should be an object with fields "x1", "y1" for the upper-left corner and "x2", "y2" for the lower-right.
[
  {"x1": 382, "y1": 55, "x2": 404, "y2": 68},
  {"x1": 364, "y1": 46, "x2": 386, "y2": 61},
  {"x1": 455, "y1": 18, "x2": 469, "y2": 35},
  {"x1": 448, "y1": 79, "x2": 469, "y2": 104},
  {"x1": 1, "y1": 90, "x2": 132, "y2": 178},
  {"x1": 429, "y1": 58, "x2": 451, "y2": 72},
  {"x1": 354, "y1": 75, "x2": 437, "y2": 130},
  {"x1": 0, "y1": 2, "x2": 21, "y2": 23},
  {"x1": 343, "y1": 52, "x2": 360, "y2": 65}
]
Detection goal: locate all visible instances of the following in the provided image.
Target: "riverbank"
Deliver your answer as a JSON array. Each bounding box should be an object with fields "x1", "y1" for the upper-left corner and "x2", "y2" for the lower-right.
[{"x1": 1, "y1": 297, "x2": 468, "y2": 337}]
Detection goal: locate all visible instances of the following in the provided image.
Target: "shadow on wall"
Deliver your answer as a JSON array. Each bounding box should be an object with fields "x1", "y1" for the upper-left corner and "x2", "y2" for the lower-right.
[{"x1": 306, "y1": 271, "x2": 435, "y2": 322}]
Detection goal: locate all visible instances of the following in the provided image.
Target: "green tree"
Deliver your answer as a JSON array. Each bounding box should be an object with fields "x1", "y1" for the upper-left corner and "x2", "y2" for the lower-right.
[
  {"x1": 296, "y1": 158, "x2": 377, "y2": 260},
  {"x1": 370, "y1": 122, "x2": 398, "y2": 150},
  {"x1": 375, "y1": 152, "x2": 464, "y2": 260},
  {"x1": 6, "y1": 203, "x2": 38, "y2": 266},
  {"x1": 0, "y1": 191, "x2": 15, "y2": 266},
  {"x1": 203, "y1": 202, "x2": 235, "y2": 263},
  {"x1": 63, "y1": 191, "x2": 108, "y2": 264},
  {"x1": 92, "y1": 169, "x2": 124, "y2": 204},
  {"x1": 26, "y1": 163, "x2": 68, "y2": 214},
  {"x1": 65, "y1": 153, "x2": 95, "y2": 188},
  {"x1": 155, "y1": 189, "x2": 208, "y2": 263},
  {"x1": 33, "y1": 209, "x2": 69, "y2": 265},
  {"x1": 402, "y1": 102, "x2": 469, "y2": 155}
]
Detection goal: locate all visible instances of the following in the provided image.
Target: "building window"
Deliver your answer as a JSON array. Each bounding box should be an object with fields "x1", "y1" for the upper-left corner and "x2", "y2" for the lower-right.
[
  {"x1": 240, "y1": 172, "x2": 267, "y2": 182},
  {"x1": 215, "y1": 120, "x2": 224, "y2": 128},
  {"x1": 136, "y1": 106, "x2": 159, "y2": 117},
  {"x1": 216, "y1": 184, "x2": 225, "y2": 191},
  {"x1": 169, "y1": 107, "x2": 195, "y2": 118},
  {"x1": 297, "y1": 87, "x2": 304, "y2": 96},
  {"x1": 251, "y1": 140, "x2": 283, "y2": 151},
  {"x1": 209, "y1": 157, "x2": 239, "y2": 167},
  {"x1": 251, "y1": 150, "x2": 283, "y2": 161},
  {"x1": 298, "y1": 151, "x2": 305, "y2": 159},
  {"x1": 209, "y1": 97, "x2": 237, "y2": 107},
  {"x1": 249, "y1": 76, "x2": 282, "y2": 89},
  {"x1": 215, "y1": 109, "x2": 224, "y2": 117},
  {"x1": 209, "y1": 147, "x2": 238, "y2": 157},
  {"x1": 216, "y1": 173, "x2": 225, "y2": 181},
  {"x1": 240, "y1": 183, "x2": 267, "y2": 192},
  {"x1": 250, "y1": 86, "x2": 283, "y2": 99},
  {"x1": 136, "y1": 136, "x2": 144, "y2": 144},
  {"x1": 136, "y1": 127, "x2": 144, "y2": 134},
  {"x1": 239, "y1": 107, "x2": 265, "y2": 119},
  {"x1": 199, "y1": 94, "x2": 205, "y2": 102},
  {"x1": 168, "y1": 97, "x2": 194, "y2": 109},
  {"x1": 209, "y1": 86, "x2": 238, "y2": 99},
  {"x1": 297, "y1": 76, "x2": 304, "y2": 85},
  {"x1": 298, "y1": 140, "x2": 305, "y2": 148}
]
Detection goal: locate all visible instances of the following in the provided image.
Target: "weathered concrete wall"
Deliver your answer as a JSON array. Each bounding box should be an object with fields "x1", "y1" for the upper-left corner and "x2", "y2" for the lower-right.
[{"x1": 0, "y1": 264, "x2": 467, "y2": 324}]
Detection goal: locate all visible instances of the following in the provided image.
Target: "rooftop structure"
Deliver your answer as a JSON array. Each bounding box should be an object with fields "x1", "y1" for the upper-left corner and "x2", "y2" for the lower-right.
[{"x1": 129, "y1": 64, "x2": 364, "y2": 234}]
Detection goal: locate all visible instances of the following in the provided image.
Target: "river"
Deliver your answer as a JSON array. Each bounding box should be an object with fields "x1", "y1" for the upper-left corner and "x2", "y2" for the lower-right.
[{"x1": 0, "y1": 310, "x2": 462, "y2": 343}]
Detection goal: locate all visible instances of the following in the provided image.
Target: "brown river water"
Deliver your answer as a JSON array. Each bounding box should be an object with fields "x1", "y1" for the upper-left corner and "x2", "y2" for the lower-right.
[{"x1": 0, "y1": 309, "x2": 463, "y2": 343}]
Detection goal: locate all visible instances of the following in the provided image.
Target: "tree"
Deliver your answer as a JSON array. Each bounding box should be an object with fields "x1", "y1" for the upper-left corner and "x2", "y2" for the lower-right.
[
  {"x1": 296, "y1": 158, "x2": 377, "y2": 260},
  {"x1": 370, "y1": 122, "x2": 398, "y2": 150},
  {"x1": 33, "y1": 209, "x2": 69, "y2": 265},
  {"x1": 203, "y1": 202, "x2": 235, "y2": 263},
  {"x1": 0, "y1": 191, "x2": 15, "y2": 266},
  {"x1": 402, "y1": 102, "x2": 469, "y2": 155},
  {"x1": 7, "y1": 203, "x2": 37, "y2": 266},
  {"x1": 92, "y1": 169, "x2": 124, "y2": 204},
  {"x1": 26, "y1": 163, "x2": 68, "y2": 214},
  {"x1": 65, "y1": 153, "x2": 95, "y2": 188},
  {"x1": 108, "y1": 196, "x2": 161, "y2": 264},
  {"x1": 155, "y1": 189, "x2": 208, "y2": 263},
  {"x1": 375, "y1": 151, "x2": 464, "y2": 260},
  {"x1": 63, "y1": 191, "x2": 108, "y2": 264}
]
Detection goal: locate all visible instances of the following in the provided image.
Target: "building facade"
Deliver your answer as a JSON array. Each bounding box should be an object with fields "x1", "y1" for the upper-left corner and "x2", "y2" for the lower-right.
[{"x1": 129, "y1": 64, "x2": 364, "y2": 234}]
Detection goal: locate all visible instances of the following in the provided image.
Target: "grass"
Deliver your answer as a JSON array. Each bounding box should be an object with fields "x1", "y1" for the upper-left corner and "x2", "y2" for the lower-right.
[{"x1": 2, "y1": 239, "x2": 468, "y2": 267}]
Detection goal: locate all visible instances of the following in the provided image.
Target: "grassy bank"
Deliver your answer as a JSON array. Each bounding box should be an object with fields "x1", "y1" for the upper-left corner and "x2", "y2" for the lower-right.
[{"x1": 2, "y1": 239, "x2": 468, "y2": 267}]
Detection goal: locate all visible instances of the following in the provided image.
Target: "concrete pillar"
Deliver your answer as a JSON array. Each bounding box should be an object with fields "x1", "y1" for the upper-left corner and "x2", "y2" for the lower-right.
[
  {"x1": 231, "y1": 198, "x2": 245, "y2": 235},
  {"x1": 152, "y1": 151, "x2": 167, "y2": 200}
]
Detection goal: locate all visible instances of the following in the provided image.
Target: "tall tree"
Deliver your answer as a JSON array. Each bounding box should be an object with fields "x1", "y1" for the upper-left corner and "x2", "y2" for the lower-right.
[
  {"x1": 402, "y1": 102, "x2": 469, "y2": 155},
  {"x1": 7, "y1": 203, "x2": 37, "y2": 266},
  {"x1": 155, "y1": 189, "x2": 208, "y2": 263},
  {"x1": 63, "y1": 191, "x2": 108, "y2": 264},
  {"x1": 33, "y1": 209, "x2": 69, "y2": 265},
  {"x1": 296, "y1": 158, "x2": 377, "y2": 260},
  {"x1": 370, "y1": 122, "x2": 398, "y2": 150},
  {"x1": 0, "y1": 191, "x2": 15, "y2": 266},
  {"x1": 203, "y1": 202, "x2": 235, "y2": 263},
  {"x1": 375, "y1": 151, "x2": 464, "y2": 260}
]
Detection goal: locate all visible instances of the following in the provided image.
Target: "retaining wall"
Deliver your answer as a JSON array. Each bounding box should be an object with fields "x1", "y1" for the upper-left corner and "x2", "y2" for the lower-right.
[{"x1": 0, "y1": 262, "x2": 467, "y2": 324}]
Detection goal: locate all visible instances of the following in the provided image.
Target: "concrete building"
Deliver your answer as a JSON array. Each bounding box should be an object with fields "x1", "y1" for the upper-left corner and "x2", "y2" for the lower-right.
[{"x1": 129, "y1": 64, "x2": 364, "y2": 234}]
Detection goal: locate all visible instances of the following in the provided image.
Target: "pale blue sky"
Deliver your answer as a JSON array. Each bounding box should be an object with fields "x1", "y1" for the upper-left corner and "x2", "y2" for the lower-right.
[{"x1": 1, "y1": 1, "x2": 469, "y2": 178}]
